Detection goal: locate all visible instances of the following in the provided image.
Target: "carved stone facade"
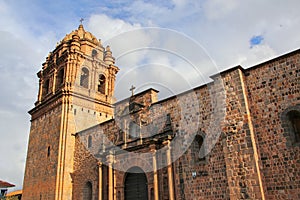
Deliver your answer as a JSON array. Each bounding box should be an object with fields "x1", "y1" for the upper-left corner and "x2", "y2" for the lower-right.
[{"x1": 23, "y1": 25, "x2": 300, "y2": 200}]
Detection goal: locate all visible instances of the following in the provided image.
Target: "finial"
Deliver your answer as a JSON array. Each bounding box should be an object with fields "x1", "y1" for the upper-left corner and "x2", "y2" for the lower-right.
[
  {"x1": 130, "y1": 85, "x2": 136, "y2": 96},
  {"x1": 106, "y1": 45, "x2": 111, "y2": 51}
]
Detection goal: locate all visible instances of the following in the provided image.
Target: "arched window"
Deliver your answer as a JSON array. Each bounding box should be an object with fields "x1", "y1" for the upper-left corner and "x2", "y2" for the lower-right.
[
  {"x1": 98, "y1": 74, "x2": 106, "y2": 94},
  {"x1": 80, "y1": 67, "x2": 89, "y2": 88},
  {"x1": 82, "y1": 181, "x2": 92, "y2": 200},
  {"x1": 57, "y1": 68, "x2": 64, "y2": 86},
  {"x1": 88, "y1": 135, "x2": 92, "y2": 148},
  {"x1": 43, "y1": 79, "x2": 50, "y2": 96},
  {"x1": 287, "y1": 110, "x2": 300, "y2": 143},
  {"x1": 128, "y1": 121, "x2": 140, "y2": 139},
  {"x1": 191, "y1": 134, "x2": 205, "y2": 163}
]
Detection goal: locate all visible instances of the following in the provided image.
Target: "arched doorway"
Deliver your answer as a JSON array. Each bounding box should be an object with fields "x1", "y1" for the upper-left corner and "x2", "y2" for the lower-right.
[{"x1": 124, "y1": 167, "x2": 148, "y2": 200}]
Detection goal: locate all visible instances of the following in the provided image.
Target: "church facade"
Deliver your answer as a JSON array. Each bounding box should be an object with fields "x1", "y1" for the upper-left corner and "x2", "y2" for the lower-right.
[{"x1": 22, "y1": 25, "x2": 300, "y2": 200}]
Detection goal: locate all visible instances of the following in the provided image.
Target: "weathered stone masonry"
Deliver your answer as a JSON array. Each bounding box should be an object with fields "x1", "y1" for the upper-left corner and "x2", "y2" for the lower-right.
[{"x1": 74, "y1": 49, "x2": 299, "y2": 200}]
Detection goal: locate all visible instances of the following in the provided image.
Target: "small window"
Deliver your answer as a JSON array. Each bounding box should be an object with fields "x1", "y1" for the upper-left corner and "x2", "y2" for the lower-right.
[
  {"x1": 98, "y1": 74, "x2": 106, "y2": 94},
  {"x1": 191, "y1": 134, "x2": 205, "y2": 163},
  {"x1": 47, "y1": 146, "x2": 50, "y2": 157},
  {"x1": 80, "y1": 67, "x2": 89, "y2": 88},
  {"x1": 92, "y1": 49, "x2": 98, "y2": 57},
  {"x1": 287, "y1": 110, "x2": 300, "y2": 143},
  {"x1": 128, "y1": 121, "x2": 140, "y2": 139},
  {"x1": 88, "y1": 135, "x2": 92, "y2": 148}
]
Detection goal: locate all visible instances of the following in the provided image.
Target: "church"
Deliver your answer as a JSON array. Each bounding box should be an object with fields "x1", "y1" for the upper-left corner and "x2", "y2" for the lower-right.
[{"x1": 22, "y1": 24, "x2": 300, "y2": 200}]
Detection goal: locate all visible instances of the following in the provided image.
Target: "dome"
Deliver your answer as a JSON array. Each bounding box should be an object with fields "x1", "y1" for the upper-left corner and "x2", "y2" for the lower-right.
[{"x1": 61, "y1": 24, "x2": 100, "y2": 45}]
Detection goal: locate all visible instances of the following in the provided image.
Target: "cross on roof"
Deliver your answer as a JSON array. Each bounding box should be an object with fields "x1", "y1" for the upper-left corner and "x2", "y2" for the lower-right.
[
  {"x1": 130, "y1": 85, "x2": 136, "y2": 96},
  {"x1": 80, "y1": 18, "x2": 84, "y2": 24}
]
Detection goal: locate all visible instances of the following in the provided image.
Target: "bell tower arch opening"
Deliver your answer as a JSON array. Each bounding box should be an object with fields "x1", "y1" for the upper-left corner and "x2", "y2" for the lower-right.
[
  {"x1": 98, "y1": 74, "x2": 106, "y2": 94},
  {"x1": 56, "y1": 68, "x2": 64, "y2": 88}
]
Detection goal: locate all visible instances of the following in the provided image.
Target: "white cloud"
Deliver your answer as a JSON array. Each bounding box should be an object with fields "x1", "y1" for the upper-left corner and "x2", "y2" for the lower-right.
[
  {"x1": 87, "y1": 14, "x2": 151, "y2": 74},
  {"x1": 88, "y1": 14, "x2": 142, "y2": 41},
  {"x1": 91, "y1": 26, "x2": 217, "y2": 100},
  {"x1": 184, "y1": 0, "x2": 300, "y2": 69},
  {"x1": 203, "y1": 0, "x2": 239, "y2": 20},
  {"x1": 236, "y1": 45, "x2": 276, "y2": 67},
  {"x1": 171, "y1": 0, "x2": 189, "y2": 8},
  {"x1": 0, "y1": 32, "x2": 38, "y2": 189},
  {"x1": 0, "y1": 1, "x2": 59, "y2": 190}
]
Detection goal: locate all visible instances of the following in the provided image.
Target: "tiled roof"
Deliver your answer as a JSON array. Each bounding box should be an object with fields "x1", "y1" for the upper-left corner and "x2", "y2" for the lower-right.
[
  {"x1": 6, "y1": 189, "x2": 22, "y2": 197},
  {"x1": 0, "y1": 180, "x2": 15, "y2": 188}
]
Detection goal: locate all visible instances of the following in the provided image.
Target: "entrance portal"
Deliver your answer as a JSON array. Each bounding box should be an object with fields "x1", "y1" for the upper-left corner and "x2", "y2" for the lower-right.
[{"x1": 124, "y1": 167, "x2": 148, "y2": 200}]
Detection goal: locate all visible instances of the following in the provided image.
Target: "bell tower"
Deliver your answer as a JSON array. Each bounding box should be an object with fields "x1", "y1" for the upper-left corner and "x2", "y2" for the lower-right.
[{"x1": 23, "y1": 24, "x2": 119, "y2": 200}]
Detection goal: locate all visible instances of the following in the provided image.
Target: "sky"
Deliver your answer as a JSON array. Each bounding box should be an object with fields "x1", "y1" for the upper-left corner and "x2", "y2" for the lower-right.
[{"x1": 0, "y1": 0, "x2": 300, "y2": 191}]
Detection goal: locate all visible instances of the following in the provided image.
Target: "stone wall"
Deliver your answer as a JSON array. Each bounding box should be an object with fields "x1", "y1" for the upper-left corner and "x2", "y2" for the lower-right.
[
  {"x1": 23, "y1": 104, "x2": 62, "y2": 200},
  {"x1": 245, "y1": 50, "x2": 300, "y2": 199},
  {"x1": 72, "y1": 49, "x2": 300, "y2": 200},
  {"x1": 72, "y1": 139, "x2": 99, "y2": 200}
]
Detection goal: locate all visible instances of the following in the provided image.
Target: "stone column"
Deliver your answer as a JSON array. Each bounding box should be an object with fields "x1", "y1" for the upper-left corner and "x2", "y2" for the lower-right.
[
  {"x1": 139, "y1": 118, "x2": 143, "y2": 144},
  {"x1": 113, "y1": 166, "x2": 117, "y2": 200},
  {"x1": 98, "y1": 162, "x2": 103, "y2": 200},
  {"x1": 150, "y1": 144, "x2": 159, "y2": 200},
  {"x1": 37, "y1": 78, "x2": 43, "y2": 103},
  {"x1": 163, "y1": 140, "x2": 175, "y2": 200},
  {"x1": 52, "y1": 69, "x2": 57, "y2": 94},
  {"x1": 124, "y1": 120, "x2": 127, "y2": 148},
  {"x1": 107, "y1": 154, "x2": 114, "y2": 200}
]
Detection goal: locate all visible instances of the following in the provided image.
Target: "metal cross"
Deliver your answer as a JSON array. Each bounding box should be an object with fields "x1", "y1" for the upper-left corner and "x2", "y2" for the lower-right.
[
  {"x1": 80, "y1": 18, "x2": 84, "y2": 24},
  {"x1": 130, "y1": 85, "x2": 136, "y2": 96}
]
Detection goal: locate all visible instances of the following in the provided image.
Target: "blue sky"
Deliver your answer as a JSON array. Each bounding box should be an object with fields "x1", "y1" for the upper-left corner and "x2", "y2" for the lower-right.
[
  {"x1": 250, "y1": 35, "x2": 264, "y2": 47},
  {"x1": 1, "y1": 0, "x2": 300, "y2": 191}
]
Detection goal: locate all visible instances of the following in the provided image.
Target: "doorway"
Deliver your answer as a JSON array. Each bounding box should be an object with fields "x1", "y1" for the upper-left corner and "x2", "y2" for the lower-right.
[{"x1": 124, "y1": 167, "x2": 148, "y2": 200}]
